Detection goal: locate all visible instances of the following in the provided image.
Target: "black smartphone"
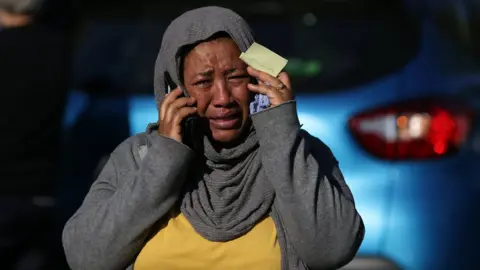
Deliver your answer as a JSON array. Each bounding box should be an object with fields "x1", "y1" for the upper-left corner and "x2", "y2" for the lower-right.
[{"x1": 164, "y1": 72, "x2": 198, "y2": 149}]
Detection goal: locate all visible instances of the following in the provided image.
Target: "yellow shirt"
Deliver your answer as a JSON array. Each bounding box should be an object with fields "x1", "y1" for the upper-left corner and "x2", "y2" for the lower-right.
[{"x1": 134, "y1": 212, "x2": 281, "y2": 270}]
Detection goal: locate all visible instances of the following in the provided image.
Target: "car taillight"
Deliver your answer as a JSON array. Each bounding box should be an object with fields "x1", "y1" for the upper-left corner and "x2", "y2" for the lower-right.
[{"x1": 348, "y1": 98, "x2": 473, "y2": 160}]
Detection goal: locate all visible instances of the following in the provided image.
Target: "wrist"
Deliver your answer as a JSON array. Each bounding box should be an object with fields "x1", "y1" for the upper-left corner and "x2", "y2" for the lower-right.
[{"x1": 251, "y1": 101, "x2": 300, "y2": 148}]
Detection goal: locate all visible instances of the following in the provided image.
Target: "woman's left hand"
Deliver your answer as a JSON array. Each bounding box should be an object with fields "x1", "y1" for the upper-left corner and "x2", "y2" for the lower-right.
[{"x1": 247, "y1": 66, "x2": 294, "y2": 107}]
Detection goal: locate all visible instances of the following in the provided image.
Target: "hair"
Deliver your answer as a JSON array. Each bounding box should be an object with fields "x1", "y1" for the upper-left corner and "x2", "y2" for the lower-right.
[{"x1": 0, "y1": 0, "x2": 44, "y2": 15}]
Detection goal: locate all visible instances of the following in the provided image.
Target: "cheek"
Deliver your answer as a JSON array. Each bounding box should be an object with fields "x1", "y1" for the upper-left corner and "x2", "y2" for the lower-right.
[
  {"x1": 192, "y1": 94, "x2": 210, "y2": 117},
  {"x1": 185, "y1": 87, "x2": 207, "y2": 115},
  {"x1": 231, "y1": 85, "x2": 251, "y2": 107}
]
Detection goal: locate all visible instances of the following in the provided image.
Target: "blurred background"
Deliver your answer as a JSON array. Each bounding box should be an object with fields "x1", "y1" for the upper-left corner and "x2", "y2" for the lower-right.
[{"x1": 1, "y1": 0, "x2": 479, "y2": 269}]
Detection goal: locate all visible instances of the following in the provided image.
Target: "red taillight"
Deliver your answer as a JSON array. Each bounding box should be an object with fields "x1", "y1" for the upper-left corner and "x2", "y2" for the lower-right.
[{"x1": 348, "y1": 99, "x2": 473, "y2": 160}]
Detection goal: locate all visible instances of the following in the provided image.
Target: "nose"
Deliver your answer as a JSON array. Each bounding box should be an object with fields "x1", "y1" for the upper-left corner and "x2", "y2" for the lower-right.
[{"x1": 211, "y1": 79, "x2": 234, "y2": 107}]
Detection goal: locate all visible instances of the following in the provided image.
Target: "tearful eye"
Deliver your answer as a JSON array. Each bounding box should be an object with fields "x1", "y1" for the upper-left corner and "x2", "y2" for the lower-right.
[{"x1": 195, "y1": 80, "x2": 211, "y2": 87}]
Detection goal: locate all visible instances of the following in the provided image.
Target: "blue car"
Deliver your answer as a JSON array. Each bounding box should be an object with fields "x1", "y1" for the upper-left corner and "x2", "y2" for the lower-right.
[{"x1": 63, "y1": 1, "x2": 480, "y2": 269}]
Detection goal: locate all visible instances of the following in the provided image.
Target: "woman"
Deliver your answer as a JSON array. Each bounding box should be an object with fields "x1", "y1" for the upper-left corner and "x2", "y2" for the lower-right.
[{"x1": 62, "y1": 6, "x2": 364, "y2": 270}]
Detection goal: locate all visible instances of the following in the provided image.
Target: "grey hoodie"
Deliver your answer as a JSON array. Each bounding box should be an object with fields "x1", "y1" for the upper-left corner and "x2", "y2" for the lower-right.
[{"x1": 62, "y1": 7, "x2": 364, "y2": 270}]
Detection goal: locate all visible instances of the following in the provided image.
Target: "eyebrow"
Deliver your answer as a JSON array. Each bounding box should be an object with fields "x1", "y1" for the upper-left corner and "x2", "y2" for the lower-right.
[
  {"x1": 196, "y1": 67, "x2": 246, "y2": 77},
  {"x1": 198, "y1": 69, "x2": 214, "y2": 77},
  {"x1": 224, "y1": 68, "x2": 242, "y2": 75}
]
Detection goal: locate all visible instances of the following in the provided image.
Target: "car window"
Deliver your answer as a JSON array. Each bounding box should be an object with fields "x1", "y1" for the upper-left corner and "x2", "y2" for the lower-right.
[
  {"x1": 72, "y1": 0, "x2": 420, "y2": 95},
  {"x1": 430, "y1": 0, "x2": 480, "y2": 62}
]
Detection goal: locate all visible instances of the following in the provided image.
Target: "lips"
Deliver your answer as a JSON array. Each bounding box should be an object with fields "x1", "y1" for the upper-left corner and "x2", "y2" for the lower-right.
[{"x1": 209, "y1": 112, "x2": 242, "y2": 130}]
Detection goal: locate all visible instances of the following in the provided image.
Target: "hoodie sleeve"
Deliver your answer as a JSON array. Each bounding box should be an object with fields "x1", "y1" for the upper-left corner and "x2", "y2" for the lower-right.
[
  {"x1": 62, "y1": 133, "x2": 195, "y2": 270},
  {"x1": 252, "y1": 101, "x2": 365, "y2": 269}
]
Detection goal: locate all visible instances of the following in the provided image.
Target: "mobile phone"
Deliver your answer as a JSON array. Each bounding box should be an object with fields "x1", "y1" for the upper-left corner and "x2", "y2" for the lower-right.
[{"x1": 164, "y1": 72, "x2": 198, "y2": 149}]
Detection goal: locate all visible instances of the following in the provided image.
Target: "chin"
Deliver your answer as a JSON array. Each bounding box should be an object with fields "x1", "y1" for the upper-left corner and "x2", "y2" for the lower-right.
[{"x1": 210, "y1": 129, "x2": 243, "y2": 145}]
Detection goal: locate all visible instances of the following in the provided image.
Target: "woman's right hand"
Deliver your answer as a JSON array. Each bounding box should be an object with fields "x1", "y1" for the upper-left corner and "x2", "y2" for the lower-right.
[{"x1": 158, "y1": 87, "x2": 197, "y2": 143}]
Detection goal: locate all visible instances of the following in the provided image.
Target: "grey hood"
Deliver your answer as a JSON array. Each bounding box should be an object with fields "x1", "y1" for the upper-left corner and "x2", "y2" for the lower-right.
[{"x1": 153, "y1": 6, "x2": 255, "y2": 108}]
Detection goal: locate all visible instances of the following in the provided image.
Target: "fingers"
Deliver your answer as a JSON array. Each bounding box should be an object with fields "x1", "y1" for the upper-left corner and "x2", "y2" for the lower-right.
[
  {"x1": 160, "y1": 87, "x2": 183, "y2": 120},
  {"x1": 246, "y1": 67, "x2": 294, "y2": 107},
  {"x1": 247, "y1": 66, "x2": 284, "y2": 89},
  {"x1": 278, "y1": 72, "x2": 291, "y2": 90},
  {"x1": 247, "y1": 82, "x2": 272, "y2": 95},
  {"x1": 172, "y1": 106, "x2": 198, "y2": 127},
  {"x1": 164, "y1": 95, "x2": 196, "y2": 124},
  {"x1": 277, "y1": 71, "x2": 294, "y2": 101},
  {"x1": 157, "y1": 87, "x2": 197, "y2": 143}
]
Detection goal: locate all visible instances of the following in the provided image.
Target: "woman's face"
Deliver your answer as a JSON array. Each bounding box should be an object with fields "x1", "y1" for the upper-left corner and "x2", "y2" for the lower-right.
[{"x1": 183, "y1": 37, "x2": 251, "y2": 144}]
